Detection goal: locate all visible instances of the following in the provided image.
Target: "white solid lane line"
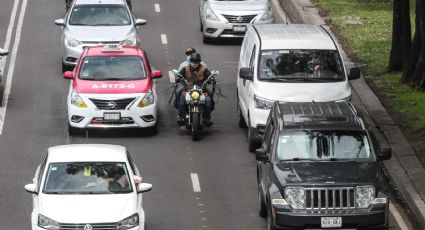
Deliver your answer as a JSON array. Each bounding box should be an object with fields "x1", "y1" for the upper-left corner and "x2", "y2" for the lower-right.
[
  {"x1": 390, "y1": 202, "x2": 410, "y2": 230},
  {"x1": 190, "y1": 173, "x2": 201, "y2": 193},
  {"x1": 161, "y1": 34, "x2": 168, "y2": 45},
  {"x1": 0, "y1": 0, "x2": 28, "y2": 135},
  {"x1": 154, "y1": 4, "x2": 160, "y2": 12}
]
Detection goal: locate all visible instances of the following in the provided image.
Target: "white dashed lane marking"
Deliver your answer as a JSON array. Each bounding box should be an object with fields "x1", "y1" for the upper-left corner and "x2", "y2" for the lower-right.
[
  {"x1": 154, "y1": 4, "x2": 160, "y2": 12},
  {"x1": 390, "y1": 202, "x2": 410, "y2": 230},
  {"x1": 190, "y1": 173, "x2": 201, "y2": 192},
  {"x1": 161, "y1": 34, "x2": 168, "y2": 45}
]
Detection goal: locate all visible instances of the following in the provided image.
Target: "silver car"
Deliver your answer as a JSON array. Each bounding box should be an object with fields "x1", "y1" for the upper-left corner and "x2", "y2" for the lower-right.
[
  {"x1": 55, "y1": 0, "x2": 146, "y2": 72},
  {"x1": 199, "y1": 0, "x2": 274, "y2": 43}
]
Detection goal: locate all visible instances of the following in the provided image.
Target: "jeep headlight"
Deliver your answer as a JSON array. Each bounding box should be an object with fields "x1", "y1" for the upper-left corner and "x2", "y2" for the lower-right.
[
  {"x1": 205, "y1": 5, "x2": 219, "y2": 21},
  {"x1": 254, "y1": 95, "x2": 274, "y2": 110},
  {"x1": 64, "y1": 35, "x2": 81, "y2": 48},
  {"x1": 122, "y1": 35, "x2": 137, "y2": 46},
  {"x1": 117, "y1": 213, "x2": 139, "y2": 230},
  {"x1": 70, "y1": 90, "x2": 88, "y2": 108},
  {"x1": 284, "y1": 187, "x2": 305, "y2": 209},
  {"x1": 38, "y1": 214, "x2": 60, "y2": 230},
  {"x1": 138, "y1": 89, "x2": 154, "y2": 107},
  {"x1": 258, "y1": 7, "x2": 274, "y2": 22},
  {"x1": 356, "y1": 185, "x2": 375, "y2": 208}
]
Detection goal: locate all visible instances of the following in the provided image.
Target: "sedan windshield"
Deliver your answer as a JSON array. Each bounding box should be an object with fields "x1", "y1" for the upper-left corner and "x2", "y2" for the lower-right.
[
  {"x1": 43, "y1": 162, "x2": 133, "y2": 194},
  {"x1": 276, "y1": 130, "x2": 372, "y2": 161},
  {"x1": 259, "y1": 49, "x2": 345, "y2": 82},
  {"x1": 69, "y1": 4, "x2": 131, "y2": 26},
  {"x1": 79, "y1": 56, "x2": 147, "y2": 80}
]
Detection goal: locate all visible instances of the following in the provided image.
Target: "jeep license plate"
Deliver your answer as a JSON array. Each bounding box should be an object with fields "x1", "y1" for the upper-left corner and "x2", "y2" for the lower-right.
[
  {"x1": 321, "y1": 217, "x2": 342, "y2": 228},
  {"x1": 233, "y1": 25, "x2": 246, "y2": 32},
  {"x1": 103, "y1": 112, "x2": 120, "y2": 120}
]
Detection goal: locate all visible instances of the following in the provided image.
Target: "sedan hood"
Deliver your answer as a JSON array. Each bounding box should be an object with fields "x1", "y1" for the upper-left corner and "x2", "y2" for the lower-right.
[
  {"x1": 275, "y1": 161, "x2": 378, "y2": 185},
  {"x1": 254, "y1": 81, "x2": 351, "y2": 102},
  {"x1": 209, "y1": 0, "x2": 268, "y2": 11},
  {"x1": 74, "y1": 79, "x2": 152, "y2": 94},
  {"x1": 66, "y1": 25, "x2": 135, "y2": 42},
  {"x1": 39, "y1": 194, "x2": 136, "y2": 223}
]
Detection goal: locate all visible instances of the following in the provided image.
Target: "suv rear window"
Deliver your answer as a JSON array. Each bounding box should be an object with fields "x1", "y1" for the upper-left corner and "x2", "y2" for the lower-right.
[{"x1": 259, "y1": 49, "x2": 345, "y2": 82}]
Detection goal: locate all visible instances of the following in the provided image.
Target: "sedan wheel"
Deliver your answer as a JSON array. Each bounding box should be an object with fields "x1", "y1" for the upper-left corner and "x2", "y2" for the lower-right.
[
  {"x1": 258, "y1": 186, "x2": 267, "y2": 217},
  {"x1": 248, "y1": 125, "x2": 259, "y2": 153},
  {"x1": 267, "y1": 207, "x2": 277, "y2": 230}
]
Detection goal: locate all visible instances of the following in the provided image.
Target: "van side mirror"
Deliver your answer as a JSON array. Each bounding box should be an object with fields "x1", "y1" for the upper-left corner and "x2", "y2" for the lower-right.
[
  {"x1": 255, "y1": 148, "x2": 269, "y2": 162},
  {"x1": 239, "y1": 68, "x2": 253, "y2": 81},
  {"x1": 348, "y1": 67, "x2": 361, "y2": 80}
]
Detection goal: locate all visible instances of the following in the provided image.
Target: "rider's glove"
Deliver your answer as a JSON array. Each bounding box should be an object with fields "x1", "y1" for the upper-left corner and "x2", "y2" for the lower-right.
[{"x1": 175, "y1": 76, "x2": 181, "y2": 83}]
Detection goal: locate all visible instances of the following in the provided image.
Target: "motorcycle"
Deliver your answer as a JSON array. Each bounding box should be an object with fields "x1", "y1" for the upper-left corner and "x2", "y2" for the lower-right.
[
  {"x1": 171, "y1": 69, "x2": 219, "y2": 141},
  {"x1": 0, "y1": 48, "x2": 10, "y2": 107}
]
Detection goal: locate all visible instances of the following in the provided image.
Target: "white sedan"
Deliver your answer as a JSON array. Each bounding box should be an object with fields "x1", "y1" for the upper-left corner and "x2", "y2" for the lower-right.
[{"x1": 24, "y1": 144, "x2": 152, "y2": 230}]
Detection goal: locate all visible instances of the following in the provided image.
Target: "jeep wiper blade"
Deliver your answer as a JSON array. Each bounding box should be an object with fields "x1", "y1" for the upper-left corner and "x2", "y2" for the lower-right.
[{"x1": 280, "y1": 158, "x2": 317, "y2": 162}]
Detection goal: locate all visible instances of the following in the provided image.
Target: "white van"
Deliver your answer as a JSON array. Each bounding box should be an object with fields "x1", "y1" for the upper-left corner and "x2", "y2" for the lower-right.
[{"x1": 236, "y1": 24, "x2": 360, "y2": 152}]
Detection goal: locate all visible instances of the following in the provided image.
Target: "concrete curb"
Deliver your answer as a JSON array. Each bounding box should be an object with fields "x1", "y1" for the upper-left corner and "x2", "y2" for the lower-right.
[{"x1": 272, "y1": 0, "x2": 425, "y2": 228}]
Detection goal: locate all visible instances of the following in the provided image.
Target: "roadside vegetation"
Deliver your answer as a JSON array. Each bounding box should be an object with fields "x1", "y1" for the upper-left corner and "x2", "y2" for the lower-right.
[{"x1": 312, "y1": 0, "x2": 425, "y2": 159}]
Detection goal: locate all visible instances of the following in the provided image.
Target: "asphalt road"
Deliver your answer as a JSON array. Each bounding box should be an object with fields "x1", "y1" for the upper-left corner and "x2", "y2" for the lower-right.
[{"x1": 0, "y1": 0, "x2": 416, "y2": 229}]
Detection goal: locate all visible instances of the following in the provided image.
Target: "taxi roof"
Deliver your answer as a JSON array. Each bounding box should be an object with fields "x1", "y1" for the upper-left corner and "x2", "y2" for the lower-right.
[
  {"x1": 47, "y1": 144, "x2": 128, "y2": 163},
  {"x1": 252, "y1": 24, "x2": 337, "y2": 50},
  {"x1": 74, "y1": 0, "x2": 127, "y2": 5},
  {"x1": 85, "y1": 45, "x2": 143, "y2": 57}
]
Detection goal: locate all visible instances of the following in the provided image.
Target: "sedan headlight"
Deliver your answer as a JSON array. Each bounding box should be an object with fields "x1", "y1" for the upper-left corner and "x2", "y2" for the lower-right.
[
  {"x1": 258, "y1": 7, "x2": 274, "y2": 22},
  {"x1": 138, "y1": 89, "x2": 154, "y2": 108},
  {"x1": 356, "y1": 185, "x2": 375, "y2": 208},
  {"x1": 284, "y1": 187, "x2": 306, "y2": 209},
  {"x1": 205, "y1": 5, "x2": 220, "y2": 21},
  {"x1": 254, "y1": 95, "x2": 274, "y2": 110},
  {"x1": 38, "y1": 214, "x2": 60, "y2": 230},
  {"x1": 70, "y1": 90, "x2": 88, "y2": 108},
  {"x1": 64, "y1": 35, "x2": 81, "y2": 48},
  {"x1": 117, "y1": 213, "x2": 139, "y2": 230},
  {"x1": 122, "y1": 35, "x2": 137, "y2": 46}
]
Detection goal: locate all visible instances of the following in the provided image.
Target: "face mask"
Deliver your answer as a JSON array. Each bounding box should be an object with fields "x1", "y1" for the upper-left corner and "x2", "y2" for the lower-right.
[
  {"x1": 186, "y1": 55, "x2": 191, "y2": 62},
  {"x1": 190, "y1": 62, "x2": 200, "y2": 68}
]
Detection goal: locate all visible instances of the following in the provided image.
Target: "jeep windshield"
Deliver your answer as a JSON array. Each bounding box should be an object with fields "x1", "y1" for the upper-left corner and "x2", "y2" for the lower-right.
[
  {"x1": 259, "y1": 49, "x2": 345, "y2": 82},
  {"x1": 79, "y1": 56, "x2": 147, "y2": 80},
  {"x1": 276, "y1": 130, "x2": 372, "y2": 161},
  {"x1": 43, "y1": 162, "x2": 133, "y2": 194},
  {"x1": 69, "y1": 4, "x2": 131, "y2": 26}
]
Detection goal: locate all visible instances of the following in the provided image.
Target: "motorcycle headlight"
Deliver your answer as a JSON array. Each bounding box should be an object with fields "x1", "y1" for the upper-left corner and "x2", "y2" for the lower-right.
[
  {"x1": 117, "y1": 213, "x2": 139, "y2": 230},
  {"x1": 285, "y1": 187, "x2": 306, "y2": 209},
  {"x1": 191, "y1": 91, "x2": 200, "y2": 100},
  {"x1": 356, "y1": 185, "x2": 375, "y2": 208},
  {"x1": 70, "y1": 90, "x2": 88, "y2": 108},
  {"x1": 258, "y1": 7, "x2": 274, "y2": 22},
  {"x1": 64, "y1": 35, "x2": 81, "y2": 48},
  {"x1": 205, "y1": 5, "x2": 220, "y2": 21},
  {"x1": 122, "y1": 35, "x2": 137, "y2": 46},
  {"x1": 38, "y1": 214, "x2": 60, "y2": 230},
  {"x1": 254, "y1": 95, "x2": 274, "y2": 110},
  {"x1": 138, "y1": 89, "x2": 154, "y2": 107}
]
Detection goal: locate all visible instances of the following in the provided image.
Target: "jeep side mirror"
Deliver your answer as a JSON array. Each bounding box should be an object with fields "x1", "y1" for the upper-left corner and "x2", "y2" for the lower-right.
[
  {"x1": 255, "y1": 148, "x2": 269, "y2": 162},
  {"x1": 377, "y1": 147, "x2": 392, "y2": 161},
  {"x1": 348, "y1": 67, "x2": 361, "y2": 80},
  {"x1": 369, "y1": 130, "x2": 392, "y2": 161},
  {"x1": 239, "y1": 68, "x2": 253, "y2": 81}
]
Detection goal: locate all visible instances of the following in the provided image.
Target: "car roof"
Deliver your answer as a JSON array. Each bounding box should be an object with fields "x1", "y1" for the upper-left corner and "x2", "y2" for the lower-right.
[
  {"x1": 47, "y1": 144, "x2": 128, "y2": 163},
  {"x1": 74, "y1": 0, "x2": 126, "y2": 5},
  {"x1": 85, "y1": 45, "x2": 143, "y2": 57},
  {"x1": 252, "y1": 24, "x2": 337, "y2": 50}
]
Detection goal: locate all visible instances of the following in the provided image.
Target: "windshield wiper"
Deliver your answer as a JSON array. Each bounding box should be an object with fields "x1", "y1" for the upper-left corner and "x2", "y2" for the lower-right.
[
  {"x1": 280, "y1": 158, "x2": 317, "y2": 162},
  {"x1": 101, "y1": 78, "x2": 125, "y2": 81}
]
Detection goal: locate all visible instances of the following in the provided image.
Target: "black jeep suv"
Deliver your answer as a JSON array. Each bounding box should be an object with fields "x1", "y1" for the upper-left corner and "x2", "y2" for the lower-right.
[{"x1": 256, "y1": 101, "x2": 391, "y2": 230}]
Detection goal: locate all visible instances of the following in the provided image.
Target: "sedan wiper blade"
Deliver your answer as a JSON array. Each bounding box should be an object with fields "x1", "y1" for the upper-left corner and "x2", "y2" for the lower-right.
[
  {"x1": 101, "y1": 78, "x2": 125, "y2": 81},
  {"x1": 280, "y1": 158, "x2": 317, "y2": 162}
]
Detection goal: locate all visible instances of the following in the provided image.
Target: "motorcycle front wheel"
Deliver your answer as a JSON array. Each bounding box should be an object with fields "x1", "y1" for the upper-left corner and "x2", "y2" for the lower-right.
[{"x1": 191, "y1": 112, "x2": 200, "y2": 141}]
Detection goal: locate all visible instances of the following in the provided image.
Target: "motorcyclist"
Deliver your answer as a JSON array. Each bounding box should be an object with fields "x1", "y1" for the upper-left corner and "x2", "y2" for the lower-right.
[{"x1": 176, "y1": 53, "x2": 215, "y2": 126}]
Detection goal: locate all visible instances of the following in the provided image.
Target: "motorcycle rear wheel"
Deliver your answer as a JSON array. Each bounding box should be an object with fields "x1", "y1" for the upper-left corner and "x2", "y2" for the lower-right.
[{"x1": 191, "y1": 112, "x2": 200, "y2": 141}]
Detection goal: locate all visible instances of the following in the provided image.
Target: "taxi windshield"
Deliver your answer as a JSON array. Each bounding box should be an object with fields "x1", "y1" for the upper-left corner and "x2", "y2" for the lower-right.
[
  {"x1": 43, "y1": 162, "x2": 133, "y2": 194},
  {"x1": 69, "y1": 4, "x2": 131, "y2": 26},
  {"x1": 79, "y1": 56, "x2": 147, "y2": 80},
  {"x1": 276, "y1": 130, "x2": 372, "y2": 161}
]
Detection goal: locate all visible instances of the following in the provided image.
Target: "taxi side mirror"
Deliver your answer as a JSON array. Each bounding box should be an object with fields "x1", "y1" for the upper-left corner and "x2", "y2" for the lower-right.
[
  {"x1": 63, "y1": 71, "x2": 73, "y2": 79},
  {"x1": 151, "y1": 70, "x2": 162, "y2": 79}
]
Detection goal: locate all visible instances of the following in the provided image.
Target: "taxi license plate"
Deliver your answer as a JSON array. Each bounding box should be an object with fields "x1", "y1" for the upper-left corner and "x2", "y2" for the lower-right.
[
  {"x1": 321, "y1": 217, "x2": 342, "y2": 228},
  {"x1": 233, "y1": 25, "x2": 246, "y2": 32},
  {"x1": 103, "y1": 112, "x2": 120, "y2": 120}
]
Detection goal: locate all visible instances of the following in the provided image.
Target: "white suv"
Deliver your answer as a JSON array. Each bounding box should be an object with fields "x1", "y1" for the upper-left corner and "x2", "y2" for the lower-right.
[{"x1": 236, "y1": 24, "x2": 360, "y2": 152}]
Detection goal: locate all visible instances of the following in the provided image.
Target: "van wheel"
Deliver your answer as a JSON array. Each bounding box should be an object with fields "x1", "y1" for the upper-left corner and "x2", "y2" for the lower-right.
[
  {"x1": 238, "y1": 105, "x2": 247, "y2": 128},
  {"x1": 258, "y1": 186, "x2": 267, "y2": 217},
  {"x1": 200, "y1": 21, "x2": 203, "y2": 32},
  {"x1": 248, "y1": 126, "x2": 259, "y2": 153}
]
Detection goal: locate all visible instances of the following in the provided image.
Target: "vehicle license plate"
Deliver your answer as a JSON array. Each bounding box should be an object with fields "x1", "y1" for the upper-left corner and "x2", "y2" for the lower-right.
[
  {"x1": 321, "y1": 217, "x2": 342, "y2": 228},
  {"x1": 233, "y1": 25, "x2": 246, "y2": 32},
  {"x1": 103, "y1": 112, "x2": 120, "y2": 120}
]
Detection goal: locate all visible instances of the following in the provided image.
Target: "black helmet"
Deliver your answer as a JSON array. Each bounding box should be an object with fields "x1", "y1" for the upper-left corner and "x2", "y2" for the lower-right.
[
  {"x1": 185, "y1": 47, "x2": 196, "y2": 55},
  {"x1": 189, "y1": 53, "x2": 201, "y2": 63}
]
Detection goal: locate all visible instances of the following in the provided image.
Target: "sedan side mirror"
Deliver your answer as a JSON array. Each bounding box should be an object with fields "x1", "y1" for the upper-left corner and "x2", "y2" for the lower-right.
[
  {"x1": 63, "y1": 71, "x2": 73, "y2": 79},
  {"x1": 137, "y1": 183, "x2": 152, "y2": 193},
  {"x1": 0, "y1": 48, "x2": 9, "y2": 56},
  {"x1": 239, "y1": 68, "x2": 253, "y2": 81},
  {"x1": 151, "y1": 70, "x2": 162, "y2": 79},
  {"x1": 255, "y1": 148, "x2": 269, "y2": 162},
  {"x1": 348, "y1": 67, "x2": 361, "y2": 80},
  {"x1": 54, "y1": 19, "x2": 65, "y2": 26},
  {"x1": 135, "y1": 19, "x2": 147, "y2": 26},
  {"x1": 24, "y1": 184, "x2": 37, "y2": 194}
]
